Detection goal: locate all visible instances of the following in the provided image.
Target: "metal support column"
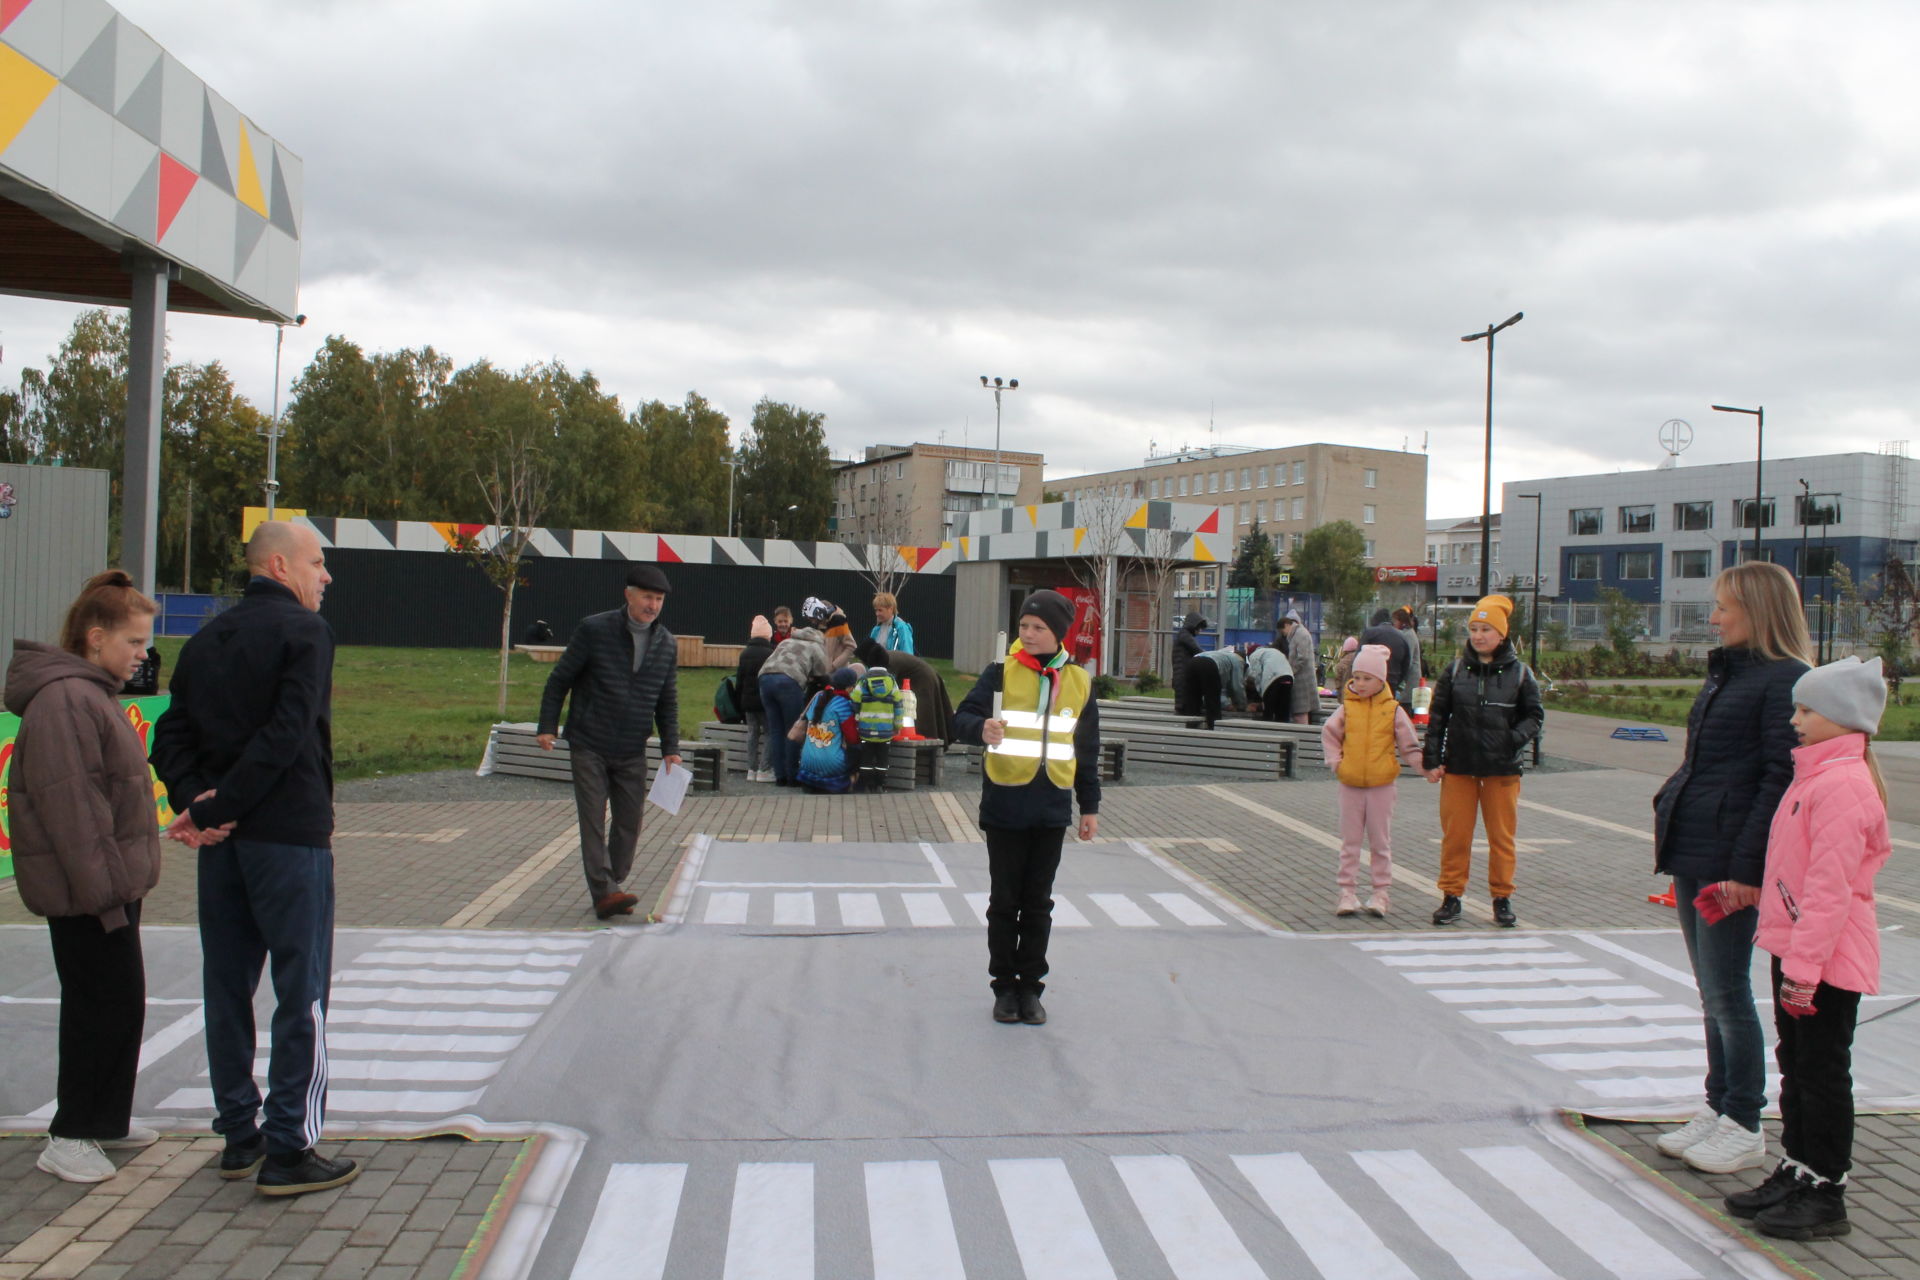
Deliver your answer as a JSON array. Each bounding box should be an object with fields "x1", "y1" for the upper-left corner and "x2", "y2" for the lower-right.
[{"x1": 122, "y1": 255, "x2": 174, "y2": 594}]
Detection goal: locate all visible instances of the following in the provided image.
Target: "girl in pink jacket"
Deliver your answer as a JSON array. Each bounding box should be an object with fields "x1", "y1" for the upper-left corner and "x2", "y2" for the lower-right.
[{"x1": 1724, "y1": 655, "x2": 1891, "y2": 1242}]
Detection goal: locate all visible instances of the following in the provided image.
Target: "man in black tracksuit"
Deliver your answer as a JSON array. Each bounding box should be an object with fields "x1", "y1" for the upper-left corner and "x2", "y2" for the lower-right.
[
  {"x1": 954, "y1": 590, "x2": 1101, "y2": 1026},
  {"x1": 151, "y1": 521, "x2": 356, "y2": 1197},
  {"x1": 538, "y1": 564, "x2": 682, "y2": 918}
]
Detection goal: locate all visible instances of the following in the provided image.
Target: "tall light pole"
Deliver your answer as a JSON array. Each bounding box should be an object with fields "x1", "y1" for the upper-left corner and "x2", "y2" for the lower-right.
[
  {"x1": 1797, "y1": 477, "x2": 1811, "y2": 606},
  {"x1": 1518, "y1": 491, "x2": 1545, "y2": 766},
  {"x1": 978, "y1": 375, "x2": 1019, "y2": 508},
  {"x1": 259, "y1": 313, "x2": 307, "y2": 518},
  {"x1": 1461, "y1": 312, "x2": 1524, "y2": 596},
  {"x1": 725, "y1": 448, "x2": 741, "y2": 538},
  {"x1": 1710, "y1": 403, "x2": 1764, "y2": 563}
]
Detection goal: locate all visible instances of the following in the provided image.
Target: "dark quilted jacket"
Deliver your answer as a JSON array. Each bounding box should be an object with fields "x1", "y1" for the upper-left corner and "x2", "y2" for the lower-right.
[
  {"x1": 1653, "y1": 646, "x2": 1807, "y2": 885},
  {"x1": 1421, "y1": 641, "x2": 1543, "y2": 776},
  {"x1": 537, "y1": 608, "x2": 680, "y2": 758}
]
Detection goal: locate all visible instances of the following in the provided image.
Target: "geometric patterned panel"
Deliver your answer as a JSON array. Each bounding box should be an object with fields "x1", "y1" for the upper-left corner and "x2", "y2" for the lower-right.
[{"x1": 0, "y1": 0, "x2": 302, "y2": 320}]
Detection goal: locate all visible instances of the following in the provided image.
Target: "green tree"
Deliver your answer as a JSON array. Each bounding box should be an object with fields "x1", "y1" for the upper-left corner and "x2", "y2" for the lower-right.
[
  {"x1": 636, "y1": 391, "x2": 731, "y2": 534},
  {"x1": 18, "y1": 309, "x2": 131, "y2": 476},
  {"x1": 532, "y1": 362, "x2": 654, "y2": 532},
  {"x1": 1293, "y1": 520, "x2": 1374, "y2": 636},
  {"x1": 281, "y1": 339, "x2": 453, "y2": 517},
  {"x1": 160, "y1": 361, "x2": 267, "y2": 592},
  {"x1": 1229, "y1": 521, "x2": 1282, "y2": 591},
  {"x1": 1597, "y1": 586, "x2": 1643, "y2": 653},
  {"x1": 736, "y1": 397, "x2": 832, "y2": 541},
  {"x1": 0, "y1": 388, "x2": 27, "y2": 462}
]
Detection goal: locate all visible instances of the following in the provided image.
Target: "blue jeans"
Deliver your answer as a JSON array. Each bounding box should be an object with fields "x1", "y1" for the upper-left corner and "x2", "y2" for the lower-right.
[
  {"x1": 1672, "y1": 873, "x2": 1765, "y2": 1129},
  {"x1": 759, "y1": 674, "x2": 807, "y2": 784}
]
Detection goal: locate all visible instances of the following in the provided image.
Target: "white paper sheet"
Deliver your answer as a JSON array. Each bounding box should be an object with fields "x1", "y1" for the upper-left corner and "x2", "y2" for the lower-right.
[{"x1": 647, "y1": 762, "x2": 693, "y2": 815}]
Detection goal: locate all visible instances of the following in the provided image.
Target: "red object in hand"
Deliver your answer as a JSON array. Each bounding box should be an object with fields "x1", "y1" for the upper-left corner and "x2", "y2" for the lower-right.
[
  {"x1": 1692, "y1": 884, "x2": 1732, "y2": 926},
  {"x1": 1778, "y1": 977, "x2": 1819, "y2": 1018}
]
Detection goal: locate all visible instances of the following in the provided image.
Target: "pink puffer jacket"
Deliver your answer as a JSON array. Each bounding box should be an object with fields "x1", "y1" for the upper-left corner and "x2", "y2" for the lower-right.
[{"x1": 1755, "y1": 733, "x2": 1891, "y2": 993}]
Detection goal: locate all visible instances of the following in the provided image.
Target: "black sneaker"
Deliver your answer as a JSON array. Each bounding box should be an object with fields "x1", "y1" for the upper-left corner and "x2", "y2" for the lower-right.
[
  {"x1": 1432, "y1": 895, "x2": 1462, "y2": 925},
  {"x1": 992, "y1": 992, "x2": 1021, "y2": 1023},
  {"x1": 1019, "y1": 992, "x2": 1047, "y2": 1025},
  {"x1": 1726, "y1": 1161, "x2": 1806, "y2": 1219},
  {"x1": 256, "y1": 1148, "x2": 361, "y2": 1197},
  {"x1": 218, "y1": 1133, "x2": 268, "y2": 1181},
  {"x1": 1492, "y1": 897, "x2": 1517, "y2": 928},
  {"x1": 1755, "y1": 1180, "x2": 1849, "y2": 1240}
]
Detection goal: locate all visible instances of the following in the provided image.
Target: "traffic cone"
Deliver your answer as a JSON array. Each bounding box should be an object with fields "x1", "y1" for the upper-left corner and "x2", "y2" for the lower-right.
[{"x1": 1648, "y1": 880, "x2": 1677, "y2": 907}]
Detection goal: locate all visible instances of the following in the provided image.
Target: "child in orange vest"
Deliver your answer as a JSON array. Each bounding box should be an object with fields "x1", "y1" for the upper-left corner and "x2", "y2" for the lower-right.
[{"x1": 1322, "y1": 644, "x2": 1423, "y2": 916}]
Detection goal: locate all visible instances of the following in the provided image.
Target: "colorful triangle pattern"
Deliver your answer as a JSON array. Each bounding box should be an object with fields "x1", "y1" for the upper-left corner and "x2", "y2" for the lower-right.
[
  {"x1": 0, "y1": 41, "x2": 56, "y2": 151},
  {"x1": 234, "y1": 120, "x2": 268, "y2": 217},
  {"x1": 1, "y1": 0, "x2": 35, "y2": 32},
  {"x1": 157, "y1": 152, "x2": 196, "y2": 241}
]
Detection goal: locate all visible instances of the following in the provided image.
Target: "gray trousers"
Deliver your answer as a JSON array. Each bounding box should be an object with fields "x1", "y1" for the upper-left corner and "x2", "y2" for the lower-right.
[{"x1": 570, "y1": 745, "x2": 648, "y2": 901}]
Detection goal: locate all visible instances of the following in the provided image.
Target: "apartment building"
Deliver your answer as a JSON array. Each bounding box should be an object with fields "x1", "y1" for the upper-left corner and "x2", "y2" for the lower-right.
[
  {"x1": 1425, "y1": 514, "x2": 1502, "y2": 603},
  {"x1": 833, "y1": 443, "x2": 1044, "y2": 546}
]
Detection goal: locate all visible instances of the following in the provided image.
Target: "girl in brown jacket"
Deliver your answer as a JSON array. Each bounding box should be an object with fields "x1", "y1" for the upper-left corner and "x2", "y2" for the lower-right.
[{"x1": 4, "y1": 571, "x2": 164, "y2": 1183}]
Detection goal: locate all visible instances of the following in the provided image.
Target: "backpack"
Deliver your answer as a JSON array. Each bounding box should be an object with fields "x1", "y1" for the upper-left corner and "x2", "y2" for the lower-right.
[{"x1": 713, "y1": 674, "x2": 745, "y2": 724}]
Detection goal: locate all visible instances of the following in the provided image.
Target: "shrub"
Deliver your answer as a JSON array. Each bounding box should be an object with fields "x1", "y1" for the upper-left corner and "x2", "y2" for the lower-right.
[
  {"x1": 1135, "y1": 669, "x2": 1163, "y2": 693},
  {"x1": 1091, "y1": 673, "x2": 1120, "y2": 701}
]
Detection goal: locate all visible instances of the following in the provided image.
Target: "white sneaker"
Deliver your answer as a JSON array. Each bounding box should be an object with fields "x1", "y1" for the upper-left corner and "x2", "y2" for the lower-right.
[
  {"x1": 1366, "y1": 890, "x2": 1390, "y2": 917},
  {"x1": 38, "y1": 1136, "x2": 116, "y2": 1183},
  {"x1": 1655, "y1": 1108, "x2": 1721, "y2": 1157},
  {"x1": 100, "y1": 1124, "x2": 159, "y2": 1150},
  {"x1": 1335, "y1": 889, "x2": 1360, "y2": 916},
  {"x1": 1682, "y1": 1115, "x2": 1767, "y2": 1173}
]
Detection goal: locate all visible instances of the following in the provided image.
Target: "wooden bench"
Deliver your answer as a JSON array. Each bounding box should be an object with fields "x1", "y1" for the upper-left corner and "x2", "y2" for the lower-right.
[
  {"x1": 697, "y1": 722, "x2": 946, "y2": 790},
  {"x1": 484, "y1": 725, "x2": 725, "y2": 790},
  {"x1": 1100, "y1": 723, "x2": 1296, "y2": 779}
]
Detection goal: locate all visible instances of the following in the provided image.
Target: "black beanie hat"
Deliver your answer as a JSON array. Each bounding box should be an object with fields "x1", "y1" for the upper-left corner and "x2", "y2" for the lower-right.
[{"x1": 1018, "y1": 589, "x2": 1076, "y2": 645}]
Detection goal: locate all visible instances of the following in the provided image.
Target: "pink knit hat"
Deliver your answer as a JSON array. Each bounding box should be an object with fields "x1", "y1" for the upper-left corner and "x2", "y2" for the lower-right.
[
  {"x1": 1353, "y1": 644, "x2": 1391, "y2": 683},
  {"x1": 1341, "y1": 635, "x2": 1359, "y2": 654},
  {"x1": 750, "y1": 614, "x2": 773, "y2": 640}
]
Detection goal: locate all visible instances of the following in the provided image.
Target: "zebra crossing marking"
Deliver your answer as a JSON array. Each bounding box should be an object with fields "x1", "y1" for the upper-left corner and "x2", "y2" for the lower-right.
[
  {"x1": 773, "y1": 892, "x2": 815, "y2": 926},
  {"x1": 1088, "y1": 892, "x2": 1157, "y2": 927},
  {"x1": 1150, "y1": 892, "x2": 1226, "y2": 927},
  {"x1": 838, "y1": 892, "x2": 886, "y2": 927},
  {"x1": 574, "y1": 1146, "x2": 1714, "y2": 1279},
  {"x1": 901, "y1": 892, "x2": 955, "y2": 927},
  {"x1": 699, "y1": 887, "x2": 1230, "y2": 930},
  {"x1": 1405, "y1": 967, "x2": 1626, "y2": 986}
]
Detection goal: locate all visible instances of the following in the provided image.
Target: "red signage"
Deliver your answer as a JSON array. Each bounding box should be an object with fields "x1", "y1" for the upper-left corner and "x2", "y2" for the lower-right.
[{"x1": 1375, "y1": 565, "x2": 1438, "y2": 583}]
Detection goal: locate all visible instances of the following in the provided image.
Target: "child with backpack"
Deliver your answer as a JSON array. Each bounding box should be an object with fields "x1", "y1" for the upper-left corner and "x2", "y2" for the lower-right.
[
  {"x1": 793, "y1": 667, "x2": 861, "y2": 794},
  {"x1": 734, "y1": 616, "x2": 776, "y2": 782},
  {"x1": 1421, "y1": 594, "x2": 1543, "y2": 928},
  {"x1": 1721, "y1": 656, "x2": 1893, "y2": 1241},
  {"x1": 851, "y1": 664, "x2": 904, "y2": 790},
  {"x1": 1322, "y1": 644, "x2": 1423, "y2": 917}
]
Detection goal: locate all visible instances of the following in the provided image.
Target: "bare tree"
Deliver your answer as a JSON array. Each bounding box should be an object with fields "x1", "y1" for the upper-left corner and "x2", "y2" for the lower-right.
[
  {"x1": 1063, "y1": 485, "x2": 1132, "y2": 674},
  {"x1": 1134, "y1": 522, "x2": 1189, "y2": 680},
  {"x1": 458, "y1": 436, "x2": 550, "y2": 716},
  {"x1": 852, "y1": 473, "x2": 920, "y2": 607}
]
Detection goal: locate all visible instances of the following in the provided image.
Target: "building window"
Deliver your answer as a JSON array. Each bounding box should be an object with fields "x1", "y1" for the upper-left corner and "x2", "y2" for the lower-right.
[
  {"x1": 1672, "y1": 549, "x2": 1712, "y2": 578},
  {"x1": 1738, "y1": 498, "x2": 1776, "y2": 530},
  {"x1": 1234, "y1": 502, "x2": 1246, "y2": 525},
  {"x1": 1569, "y1": 508, "x2": 1602, "y2": 536},
  {"x1": 1364, "y1": 539, "x2": 1376, "y2": 558},
  {"x1": 1619, "y1": 550, "x2": 1656, "y2": 579},
  {"x1": 1258, "y1": 466, "x2": 1269, "y2": 487},
  {"x1": 1291, "y1": 532, "x2": 1305, "y2": 552},
  {"x1": 1737, "y1": 545, "x2": 1777, "y2": 564},
  {"x1": 1223, "y1": 470, "x2": 1235, "y2": 492},
  {"x1": 1240, "y1": 467, "x2": 1252, "y2": 489},
  {"x1": 1292, "y1": 497, "x2": 1305, "y2": 520},
  {"x1": 1671, "y1": 601, "x2": 1712, "y2": 633},
  {"x1": 1796, "y1": 493, "x2": 1842, "y2": 526},
  {"x1": 1568, "y1": 552, "x2": 1601, "y2": 580},
  {"x1": 1674, "y1": 500, "x2": 1712, "y2": 531},
  {"x1": 1620, "y1": 505, "x2": 1655, "y2": 534},
  {"x1": 1293, "y1": 462, "x2": 1305, "y2": 485},
  {"x1": 1208, "y1": 473, "x2": 1220, "y2": 494},
  {"x1": 1363, "y1": 504, "x2": 1377, "y2": 524},
  {"x1": 1364, "y1": 468, "x2": 1378, "y2": 489},
  {"x1": 1148, "y1": 478, "x2": 1160, "y2": 499},
  {"x1": 1803, "y1": 546, "x2": 1839, "y2": 577},
  {"x1": 1427, "y1": 545, "x2": 1438, "y2": 564},
  {"x1": 1178, "y1": 475, "x2": 1189, "y2": 497},
  {"x1": 1255, "y1": 500, "x2": 1267, "y2": 523}
]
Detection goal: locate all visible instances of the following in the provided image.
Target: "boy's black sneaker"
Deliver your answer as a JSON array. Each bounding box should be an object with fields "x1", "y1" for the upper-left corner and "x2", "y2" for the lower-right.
[
  {"x1": 1019, "y1": 992, "x2": 1047, "y2": 1025},
  {"x1": 1432, "y1": 895, "x2": 1462, "y2": 925},
  {"x1": 1726, "y1": 1162, "x2": 1805, "y2": 1219},
  {"x1": 992, "y1": 993, "x2": 1021, "y2": 1023},
  {"x1": 1492, "y1": 897, "x2": 1517, "y2": 928},
  {"x1": 218, "y1": 1133, "x2": 268, "y2": 1180},
  {"x1": 256, "y1": 1148, "x2": 360, "y2": 1197},
  {"x1": 1755, "y1": 1181, "x2": 1849, "y2": 1240}
]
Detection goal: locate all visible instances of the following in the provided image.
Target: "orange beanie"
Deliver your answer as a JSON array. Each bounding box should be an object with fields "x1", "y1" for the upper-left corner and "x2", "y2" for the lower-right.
[{"x1": 1470, "y1": 594, "x2": 1513, "y2": 637}]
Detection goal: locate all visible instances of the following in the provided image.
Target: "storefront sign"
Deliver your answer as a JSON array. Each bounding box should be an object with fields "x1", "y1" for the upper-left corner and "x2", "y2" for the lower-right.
[
  {"x1": 0, "y1": 695, "x2": 176, "y2": 881},
  {"x1": 1375, "y1": 565, "x2": 1438, "y2": 583}
]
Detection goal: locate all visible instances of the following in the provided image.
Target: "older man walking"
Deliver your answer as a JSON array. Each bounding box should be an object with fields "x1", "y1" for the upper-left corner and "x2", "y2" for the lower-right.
[
  {"x1": 538, "y1": 564, "x2": 682, "y2": 919},
  {"x1": 151, "y1": 520, "x2": 356, "y2": 1197}
]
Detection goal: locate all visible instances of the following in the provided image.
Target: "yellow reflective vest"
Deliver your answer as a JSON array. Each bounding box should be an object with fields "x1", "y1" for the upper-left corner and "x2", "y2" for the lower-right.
[{"x1": 984, "y1": 655, "x2": 1091, "y2": 790}]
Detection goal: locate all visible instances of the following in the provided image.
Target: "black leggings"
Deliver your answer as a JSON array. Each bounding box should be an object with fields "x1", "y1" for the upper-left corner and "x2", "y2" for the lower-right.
[{"x1": 48, "y1": 901, "x2": 146, "y2": 1141}]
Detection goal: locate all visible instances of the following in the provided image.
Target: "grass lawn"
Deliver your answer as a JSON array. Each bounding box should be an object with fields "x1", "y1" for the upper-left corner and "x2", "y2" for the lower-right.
[
  {"x1": 153, "y1": 639, "x2": 979, "y2": 780},
  {"x1": 1543, "y1": 681, "x2": 1920, "y2": 740}
]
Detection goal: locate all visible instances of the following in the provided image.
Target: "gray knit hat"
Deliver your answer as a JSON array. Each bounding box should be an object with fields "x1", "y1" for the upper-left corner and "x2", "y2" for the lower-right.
[{"x1": 1792, "y1": 655, "x2": 1887, "y2": 735}]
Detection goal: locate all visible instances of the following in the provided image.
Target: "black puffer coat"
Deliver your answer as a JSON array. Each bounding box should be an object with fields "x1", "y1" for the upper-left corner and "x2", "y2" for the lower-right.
[
  {"x1": 1421, "y1": 641, "x2": 1544, "y2": 776},
  {"x1": 1653, "y1": 646, "x2": 1807, "y2": 885},
  {"x1": 537, "y1": 608, "x2": 680, "y2": 758},
  {"x1": 735, "y1": 636, "x2": 774, "y2": 713}
]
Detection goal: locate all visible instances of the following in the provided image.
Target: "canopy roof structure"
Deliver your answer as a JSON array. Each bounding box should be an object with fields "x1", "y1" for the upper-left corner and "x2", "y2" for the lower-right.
[{"x1": 1, "y1": 0, "x2": 302, "y2": 321}]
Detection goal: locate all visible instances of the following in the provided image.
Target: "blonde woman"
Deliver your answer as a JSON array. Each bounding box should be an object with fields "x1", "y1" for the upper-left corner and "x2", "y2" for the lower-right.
[{"x1": 1651, "y1": 561, "x2": 1813, "y2": 1175}]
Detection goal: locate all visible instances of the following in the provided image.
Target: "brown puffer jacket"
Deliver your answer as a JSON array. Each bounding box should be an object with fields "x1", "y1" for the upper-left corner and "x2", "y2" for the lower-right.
[{"x1": 3, "y1": 641, "x2": 162, "y2": 930}]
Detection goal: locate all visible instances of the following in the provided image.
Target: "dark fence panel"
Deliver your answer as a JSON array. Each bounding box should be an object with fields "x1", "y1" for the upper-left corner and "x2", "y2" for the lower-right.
[{"x1": 318, "y1": 548, "x2": 957, "y2": 656}]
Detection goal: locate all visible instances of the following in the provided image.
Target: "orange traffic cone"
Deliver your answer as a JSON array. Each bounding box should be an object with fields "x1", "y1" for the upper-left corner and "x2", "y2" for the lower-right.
[{"x1": 1648, "y1": 880, "x2": 1677, "y2": 907}]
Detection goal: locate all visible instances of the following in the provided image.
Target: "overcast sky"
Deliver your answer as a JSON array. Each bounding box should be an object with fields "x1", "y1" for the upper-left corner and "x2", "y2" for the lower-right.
[{"x1": 6, "y1": 0, "x2": 1919, "y2": 519}]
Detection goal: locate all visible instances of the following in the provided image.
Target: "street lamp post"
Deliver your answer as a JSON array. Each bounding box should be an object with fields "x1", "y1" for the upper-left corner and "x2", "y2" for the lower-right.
[
  {"x1": 978, "y1": 375, "x2": 1019, "y2": 508},
  {"x1": 1518, "y1": 490, "x2": 1544, "y2": 768},
  {"x1": 1461, "y1": 312, "x2": 1524, "y2": 597},
  {"x1": 259, "y1": 313, "x2": 307, "y2": 518},
  {"x1": 725, "y1": 449, "x2": 741, "y2": 538},
  {"x1": 1797, "y1": 477, "x2": 1811, "y2": 607},
  {"x1": 1710, "y1": 403, "x2": 1765, "y2": 563}
]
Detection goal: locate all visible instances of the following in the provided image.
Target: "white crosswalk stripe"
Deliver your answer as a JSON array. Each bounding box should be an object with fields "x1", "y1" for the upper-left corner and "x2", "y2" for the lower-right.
[
  {"x1": 575, "y1": 1147, "x2": 1709, "y2": 1278},
  {"x1": 157, "y1": 931, "x2": 585, "y2": 1121},
  {"x1": 693, "y1": 888, "x2": 1236, "y2": 930},
  {"x1": 1356, "y1": 939, "x2": 1711, "y2": 1100}
]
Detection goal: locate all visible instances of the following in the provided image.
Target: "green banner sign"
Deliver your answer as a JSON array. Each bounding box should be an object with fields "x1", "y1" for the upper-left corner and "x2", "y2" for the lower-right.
[{"x1": 0, "y1": 694, "x2": 177, "y2": 882}]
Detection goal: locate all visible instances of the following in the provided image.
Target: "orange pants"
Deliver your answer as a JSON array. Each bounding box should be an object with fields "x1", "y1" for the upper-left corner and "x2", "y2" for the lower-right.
[{"x1": 1438, "y1": 773, "x2": 1520, "y2": 899}]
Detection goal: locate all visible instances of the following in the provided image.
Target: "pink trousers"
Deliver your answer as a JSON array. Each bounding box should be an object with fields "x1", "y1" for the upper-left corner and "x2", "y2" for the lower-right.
[{"x1": 1337, "y1": 782, "x2": 1397, "y2": 890}]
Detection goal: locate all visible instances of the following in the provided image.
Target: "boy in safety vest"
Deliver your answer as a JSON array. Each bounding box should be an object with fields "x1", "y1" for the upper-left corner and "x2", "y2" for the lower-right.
[
  {"x1": 851, "y1": 665, "x2": 904, "y2": 790},
  {"x1": 953, "y1": 590, "x2": 1102, "y2": 1027},
  {"x1": 1321, "y1": 644, "x2": 1423, "y2": 918}
]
